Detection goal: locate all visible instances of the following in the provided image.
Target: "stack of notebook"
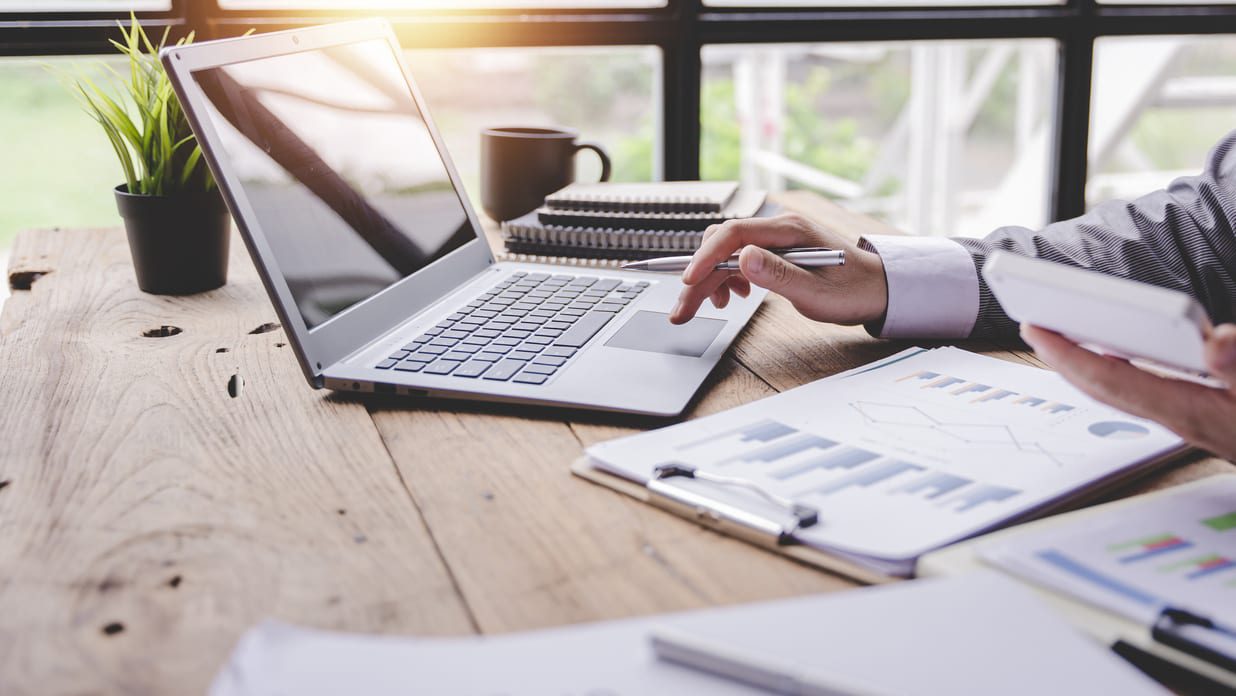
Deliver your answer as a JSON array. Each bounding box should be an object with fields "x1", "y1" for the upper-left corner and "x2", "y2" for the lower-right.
[{"x1": 500, "y1": 181, "x2": 769, "y2": 262}]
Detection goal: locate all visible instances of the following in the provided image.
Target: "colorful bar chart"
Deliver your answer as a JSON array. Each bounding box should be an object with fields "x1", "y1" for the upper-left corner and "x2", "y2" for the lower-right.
[
  {"x1": 1162, "y1": 553, "x2": 1236, "y2": 581},
  {"x1": 1014, "y1": 396, "x2": 1046, "y2": 408},
  {"x1": 770, "y1": 446, "x2": 879, "y2": 481},
  {"x1": 1108, "y1": 533, "x2": 1193, "y2": 563},
  {"x1": 1203, "y1": 510, "x2": 1236, "y2": 533},
  {"x1": 1043, "y1": 403, "x2": 1075, "y2": 415}
]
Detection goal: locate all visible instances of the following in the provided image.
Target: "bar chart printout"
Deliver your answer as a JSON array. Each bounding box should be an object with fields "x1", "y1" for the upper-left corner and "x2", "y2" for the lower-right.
[
  {"x1": 983, "y1": 477, "x2": 1236, "y2": 628},
  {"x1": 587, "y1": 347, "x2": 1186, "y2": 573}
]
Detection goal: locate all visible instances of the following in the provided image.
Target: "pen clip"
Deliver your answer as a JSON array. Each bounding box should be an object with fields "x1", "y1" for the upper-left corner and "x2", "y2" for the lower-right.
[
  {"x1": 1152, "y1": 607, "x2": 1236, "y2": 674},
  {"x1": 648, "y1": 463, "x2": 819, "y2": 547}
]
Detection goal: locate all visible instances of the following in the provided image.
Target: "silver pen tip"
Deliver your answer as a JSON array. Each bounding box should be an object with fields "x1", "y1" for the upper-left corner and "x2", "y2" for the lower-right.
[{"x1": 622, "y1": 261, "x2": 648, "y2": 271}]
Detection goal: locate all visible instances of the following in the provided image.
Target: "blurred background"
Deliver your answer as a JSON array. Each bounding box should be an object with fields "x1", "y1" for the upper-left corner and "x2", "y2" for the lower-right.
[{"x1": 4, "y1": 1, "x2": 1236, "y2": 303}]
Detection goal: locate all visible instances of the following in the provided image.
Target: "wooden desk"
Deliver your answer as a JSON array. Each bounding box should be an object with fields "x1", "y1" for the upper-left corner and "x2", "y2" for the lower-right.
[{"x1": 1, "y1": 192, "x2": 1229, "y2": 695}]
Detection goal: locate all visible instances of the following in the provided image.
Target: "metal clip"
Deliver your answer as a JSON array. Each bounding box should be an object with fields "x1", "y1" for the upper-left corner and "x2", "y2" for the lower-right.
[{"x1": 647, "y1": 462, "x2": 819, "y2": 547}]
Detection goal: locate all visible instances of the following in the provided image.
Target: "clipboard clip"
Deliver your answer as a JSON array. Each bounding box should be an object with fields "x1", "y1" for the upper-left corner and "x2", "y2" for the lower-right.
[
  {"x1": 1152, "y1": 606, "x2": 1236, "y2": 674},
  {"x1": 648, "y1": 463, "x2": 819, "y2": 547}
]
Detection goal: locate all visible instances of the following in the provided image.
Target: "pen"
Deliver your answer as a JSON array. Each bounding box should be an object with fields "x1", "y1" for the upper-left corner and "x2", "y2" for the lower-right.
[
  {"x1": 623, "y1": 247, "x2": 846, "y2": 273},
  {"x1": 651, "y1": 626, "x2": 887, "y2": 696}
]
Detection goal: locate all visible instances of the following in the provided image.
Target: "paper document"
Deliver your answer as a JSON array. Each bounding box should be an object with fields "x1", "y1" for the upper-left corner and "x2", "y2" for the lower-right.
[
  {"x1": 983, "y1": 475, "x2": 1236, "y2": 627},
  {"x1": 211, "y1": 573, "x2": 1162, "y2": 696},
  {"x1": 586, "y1": 347, "x2": 1185, "y2": 575}
]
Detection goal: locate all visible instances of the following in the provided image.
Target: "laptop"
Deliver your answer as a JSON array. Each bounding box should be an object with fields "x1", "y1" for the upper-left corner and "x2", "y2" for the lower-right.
[{"x1": 162, "y1": 19, "x2": 765, "y2": 417}]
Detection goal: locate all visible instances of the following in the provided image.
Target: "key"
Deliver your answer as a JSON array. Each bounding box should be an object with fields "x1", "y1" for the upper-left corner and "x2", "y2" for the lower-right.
[
  {"x1": 509, "y1": 350, "x2": 538, "y2": 362},
  {"x1": 473, "y1": 329, "x2": 501, "y2": 339},
  {"x1": 406, "y1": 351, "x2": 439, "y2": 363},
  {"x1": 472, "y1": 352, "x2": 501, "y2": 362},
  {"x1": 596, "y1": 302, "x2": 625, "y2": 313},
  {"x1": 504, "y1": 329, "x2": 532, "y2": 339},
  {"x1": 482, "y1": 359, "x2": 526, "y2": 381},
  {"x1": 376, "y1": 359, "x2": 399, "y2": 370},
  {"x1": 593, "y1": 279, "x2": 621, "y2": 292},
  {"x1": 441, "y1": 330, "x2": 468, "y2": 340},
  {"x1": 423, "y1": 360, "x2": 462, "y2": 376},
  {"x1": 553, "y1": 311, "x2": 616, "y2": 348},
  {"x1": 394, "y1": 360, "x2": 426, "y2": 372},
  {"x1": 418, "y1": 345, "x2": 449, "y2": 356},
  {"x1": 545, "y1": 321, "x2": 572, "y2": 331},
  {"x1": 523, "y1": 362, "x2": 558, "y2": 375},
  {"x1": 461, "y1": 336, "x2": 489, "y2": 347},
  {"x1": 525, "y1": 272, "x2": 550, "y2": 282},
  {"x1": 512, "y1": 372, "x2": 548, "y2": 385},
  {"x1": 388, "y1": 350, "x2": 410, "y2": 361},
  {"x1": 493, "y1": 337, "x2": 521, "y2": 347},
  {"x1": 532, "y1": 355, "x2": 567, "y2": 367},
  {"x1": 454, "y1": 361, "x2": 491, "y2": 378},
  {"x1": 452, "y1": 344, "x2": 481, "y2": 354},
  {"x1": 443, "y1": 351, "x2": 472, "y2": 362},
  {"x1": 543, "y1": 346, "x2": 577, "y2": 358}
]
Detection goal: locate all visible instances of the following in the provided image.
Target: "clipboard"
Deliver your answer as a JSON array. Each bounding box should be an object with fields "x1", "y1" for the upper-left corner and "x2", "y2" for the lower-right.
[
  {"x1": 572, "y1": 457, "x2": 897, "y2": 586},
  {"x1": 918, "y1": 474, "x2": 1236, "y2": 690}
]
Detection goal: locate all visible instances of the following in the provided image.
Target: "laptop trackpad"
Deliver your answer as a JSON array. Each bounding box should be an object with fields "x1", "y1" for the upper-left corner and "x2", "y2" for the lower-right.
[{"x1": 604, "y1": 311, "x2": 727, "y2": 358}]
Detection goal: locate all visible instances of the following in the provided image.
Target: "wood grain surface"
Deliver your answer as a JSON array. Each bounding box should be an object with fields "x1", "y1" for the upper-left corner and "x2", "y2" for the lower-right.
[{"x1": 2, "y1": 193, "x2": 1230, "y2": 695}]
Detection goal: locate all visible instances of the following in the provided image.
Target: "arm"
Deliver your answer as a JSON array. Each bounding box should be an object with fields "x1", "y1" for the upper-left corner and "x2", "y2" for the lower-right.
[{"x1": 866, "y1": 129, "x2": 1236, "y2": 342}]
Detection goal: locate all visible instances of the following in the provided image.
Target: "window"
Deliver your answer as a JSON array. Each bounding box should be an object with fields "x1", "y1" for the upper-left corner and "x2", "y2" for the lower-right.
[
  {"x1": 703, "y1": 40, "x2": 1056, "y2": 237},
  {"x1": 1088, "y1": 35, "x2": 1236, "y2": 210},
  {"x1": 406, "y1": 46, "x2": 661, "y2": 211},
  {"x1": 4, "y1": 0, "x2": 1236, "y2": 260}
]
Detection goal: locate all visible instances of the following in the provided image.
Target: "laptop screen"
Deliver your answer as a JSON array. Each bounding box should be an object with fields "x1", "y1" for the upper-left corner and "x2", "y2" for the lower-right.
[{"x1": 191, "y1": 39, "x2": 476, "y2": 330}]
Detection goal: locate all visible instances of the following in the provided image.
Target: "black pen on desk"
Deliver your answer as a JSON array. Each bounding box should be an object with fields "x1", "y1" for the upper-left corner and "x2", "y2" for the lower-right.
[{"x1": 623, "y1": 247, "x2": 846, "y2": 273}]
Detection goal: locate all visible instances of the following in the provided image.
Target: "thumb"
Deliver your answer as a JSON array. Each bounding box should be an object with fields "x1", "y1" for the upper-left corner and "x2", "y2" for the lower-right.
[
  {"x1": 739, "y1": 245, "x2": 817, "y2": 299},
  {"x1": 1205, "y1": 323, "x2": 1236, "y2": 388}
]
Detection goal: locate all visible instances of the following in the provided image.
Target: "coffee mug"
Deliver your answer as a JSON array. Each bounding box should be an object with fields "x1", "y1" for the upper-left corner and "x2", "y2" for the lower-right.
[{"x1": 481, "y1": 126, "x2": 612, "y2": 222}]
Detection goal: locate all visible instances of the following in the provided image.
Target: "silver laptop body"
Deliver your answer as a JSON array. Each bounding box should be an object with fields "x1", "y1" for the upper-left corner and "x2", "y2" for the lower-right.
[{"x1": 163, "y1": 19, "x2": 764, "y2": 417}]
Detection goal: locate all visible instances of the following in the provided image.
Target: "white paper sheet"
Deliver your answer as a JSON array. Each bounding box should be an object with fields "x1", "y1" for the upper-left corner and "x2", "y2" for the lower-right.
[
  {"x1": 983, "y1": 475, "x2": 1236, "y2": 627},
  {"x1": 587, "y1": 347, "x2": 1184, "y2": 568},
  {"x1": 211, "y1": 572, "x2": 1163, "y2": 696}
]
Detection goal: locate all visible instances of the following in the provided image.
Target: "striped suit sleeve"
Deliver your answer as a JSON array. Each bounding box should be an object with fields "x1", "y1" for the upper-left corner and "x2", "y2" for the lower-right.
[{"x1": 958, "y1": 129, "x2": 1236, "y2": 341}]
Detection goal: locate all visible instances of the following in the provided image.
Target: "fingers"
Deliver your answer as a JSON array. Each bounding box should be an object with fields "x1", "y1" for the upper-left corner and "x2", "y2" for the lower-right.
[
  {"x1": 1021, "y1": 324, "x2": 1219, "y2": 439},
  {"x1": 670, "y1": 270, "x2": 736, "y2": 324},
  {"x1": 1205, "y1": 323, "x2": 1236, "y2": 388},
  {"x1": 738, "y1": 245, "x2": 820, "y2": 299},
  {"x1": 682, "y1": 215, "x2": 827, "y2": 286}
]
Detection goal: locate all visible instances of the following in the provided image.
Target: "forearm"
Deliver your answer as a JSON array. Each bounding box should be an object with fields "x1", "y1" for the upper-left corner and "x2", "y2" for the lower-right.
[{"x1": 865, "y1": 129, "x2": 1236, "y2": 342}]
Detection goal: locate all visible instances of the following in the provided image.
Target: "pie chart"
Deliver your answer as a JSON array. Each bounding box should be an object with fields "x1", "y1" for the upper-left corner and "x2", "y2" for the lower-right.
[{"x1": 1088, "y1": 421, "x2": 1151, "y2": 440}]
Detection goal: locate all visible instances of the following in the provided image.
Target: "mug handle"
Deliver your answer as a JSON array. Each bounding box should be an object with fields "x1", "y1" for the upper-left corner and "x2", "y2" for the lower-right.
[{"x1": 573, "y1": 141, "x2": 612, "y2": 182}]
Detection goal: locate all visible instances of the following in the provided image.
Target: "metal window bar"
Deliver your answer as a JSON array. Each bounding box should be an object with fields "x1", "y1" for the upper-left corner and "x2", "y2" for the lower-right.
[{"x1": 5, "y1": 0, "x2": 1236, "y2": 222}]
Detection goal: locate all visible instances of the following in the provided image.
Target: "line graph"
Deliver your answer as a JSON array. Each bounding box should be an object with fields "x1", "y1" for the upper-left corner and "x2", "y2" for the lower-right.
[{"x1": 850, "y1": 400, "x2": 1077, "y2": 467}]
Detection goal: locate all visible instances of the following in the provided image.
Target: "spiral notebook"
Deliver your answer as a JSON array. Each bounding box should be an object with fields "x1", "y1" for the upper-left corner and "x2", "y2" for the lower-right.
[
  {"x1": 501, "y1": 198, "x2": 779, "y2": 263},
  {"x1": 545, "y1": 180, "x2": 740, "y2": 214},
  {"x1": 538, "y1": 189, "x2": 767, "y2": 232}
]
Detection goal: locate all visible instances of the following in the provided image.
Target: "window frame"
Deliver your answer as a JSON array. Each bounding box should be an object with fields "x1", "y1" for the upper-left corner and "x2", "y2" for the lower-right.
[{"x1": 5, "y1": 0, "x2": 1236, "y2": 221}]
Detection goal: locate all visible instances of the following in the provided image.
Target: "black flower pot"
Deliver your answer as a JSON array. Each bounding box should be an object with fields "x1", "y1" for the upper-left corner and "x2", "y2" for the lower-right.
[{"x1": 114, "y1": 184, "x2": 231, "y2": 295}]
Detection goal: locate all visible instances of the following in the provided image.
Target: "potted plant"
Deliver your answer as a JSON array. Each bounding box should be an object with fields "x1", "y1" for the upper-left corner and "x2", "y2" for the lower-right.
[{"x1": 68, "y1": 15, "x2": 228, "y2": 295}]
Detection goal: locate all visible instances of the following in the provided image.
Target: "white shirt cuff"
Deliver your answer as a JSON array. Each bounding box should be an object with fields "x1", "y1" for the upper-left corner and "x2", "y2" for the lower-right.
[{"x1": 859, "y1": 235, "x2": 979, "y2": 339}]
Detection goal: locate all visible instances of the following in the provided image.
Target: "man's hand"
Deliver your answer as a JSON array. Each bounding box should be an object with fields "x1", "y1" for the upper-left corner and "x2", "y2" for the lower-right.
[
  {"x1": 1022, "y1": 323, "x2": 1236, "y2": 461},
  {"x1": 670, "y1": 214, "x2": 889, "y2": 326}
]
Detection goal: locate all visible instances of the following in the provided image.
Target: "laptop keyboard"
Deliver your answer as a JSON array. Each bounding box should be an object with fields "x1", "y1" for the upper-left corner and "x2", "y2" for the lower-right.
[{"x1": 374, "y1": 272, "x2": 649, "y2": 386}]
